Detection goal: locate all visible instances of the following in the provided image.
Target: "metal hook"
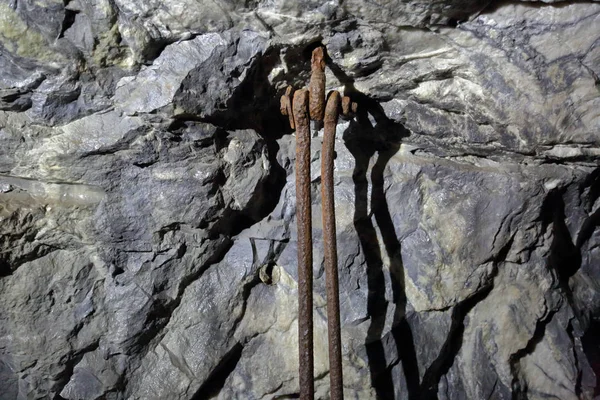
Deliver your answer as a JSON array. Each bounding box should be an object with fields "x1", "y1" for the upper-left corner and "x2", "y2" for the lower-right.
[{"x1": 280, "y1": 46, "x2": 357, "y2": 400}]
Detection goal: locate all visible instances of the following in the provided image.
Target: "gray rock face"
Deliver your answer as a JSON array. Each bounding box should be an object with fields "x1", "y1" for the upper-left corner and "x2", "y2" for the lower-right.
[{"x1": 0, "y1": 0, "x2": 599, "y2": 399}]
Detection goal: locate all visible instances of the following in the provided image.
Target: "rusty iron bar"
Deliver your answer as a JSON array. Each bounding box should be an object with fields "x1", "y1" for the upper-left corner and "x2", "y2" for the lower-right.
[
  {"x1": 322, "y1": 90, "x2": 344, "y2": 400},
  {"x1": 280, "y1": 46, "x2": 358, "y2": 400},
  {"x1": 293, "y1": 88, "x2": 314, "y2": 400},
  {"x1": 309, "y1": 47, "x2": 326, "y2": 121},
  {"x1": 341, "y1": 95, "x2": 357, "y2": 117},
  {"x1": 280, "y1": 85, "x2": 295, "y2": 130}
]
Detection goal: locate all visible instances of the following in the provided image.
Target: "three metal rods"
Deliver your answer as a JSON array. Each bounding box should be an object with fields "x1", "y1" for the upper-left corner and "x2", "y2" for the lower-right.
[{"x1": 281, "y1": 46, "x2": 356, "y2": 400}]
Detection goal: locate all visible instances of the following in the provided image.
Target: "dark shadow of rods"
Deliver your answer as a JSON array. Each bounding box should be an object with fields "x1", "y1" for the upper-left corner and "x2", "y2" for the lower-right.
[{"x1": 340, "y1": 83, "x2": 418, "y2": 399}]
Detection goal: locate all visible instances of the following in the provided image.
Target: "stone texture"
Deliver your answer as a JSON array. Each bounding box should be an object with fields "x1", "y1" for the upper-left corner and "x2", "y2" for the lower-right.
[{"x1": 0, "y1": 0, "x2": 599, "y2": 399}]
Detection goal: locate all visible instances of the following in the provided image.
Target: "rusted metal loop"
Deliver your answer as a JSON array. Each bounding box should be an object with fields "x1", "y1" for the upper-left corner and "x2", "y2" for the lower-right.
[
  {"x1": 341, "y1": 95, "x2": 358, "y2": 118},
  {"x1": 280, "y1": 86, "x2": 295, "y2": 129}
]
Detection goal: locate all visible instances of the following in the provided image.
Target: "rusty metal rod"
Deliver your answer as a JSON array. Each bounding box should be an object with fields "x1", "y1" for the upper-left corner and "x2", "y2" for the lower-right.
[
  {"x1": 280, "y1": 46, "x2": 357, "y2": 399},
  {"x1": 309, "y1": 47, "x2": 326, "y2": 121},
  {"x1": 293, "y1": 88, "x2": 314, "y2": 400},
  {"x1": 280, "y1": 85, "x2": 295, "y2": 129},
  {"x1": 322, "y1": 90, "x2": 344, "y2": 400}
]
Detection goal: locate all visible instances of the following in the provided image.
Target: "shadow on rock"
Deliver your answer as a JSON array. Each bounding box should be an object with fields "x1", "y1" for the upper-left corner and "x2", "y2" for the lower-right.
[{"x1": 340, "y1": 81, "x2": 416, "y2": 399}]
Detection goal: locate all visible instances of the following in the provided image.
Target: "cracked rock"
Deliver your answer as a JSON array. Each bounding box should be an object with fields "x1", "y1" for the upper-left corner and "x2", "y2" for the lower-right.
[{"x1": 0, "y1": 0, "x2": 599, "y2": 399}]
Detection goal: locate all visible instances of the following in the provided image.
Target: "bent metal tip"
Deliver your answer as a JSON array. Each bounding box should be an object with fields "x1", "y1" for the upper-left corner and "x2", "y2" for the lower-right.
[{"x1": 309, "y1": 47, "x2": 326, "y2": 122}]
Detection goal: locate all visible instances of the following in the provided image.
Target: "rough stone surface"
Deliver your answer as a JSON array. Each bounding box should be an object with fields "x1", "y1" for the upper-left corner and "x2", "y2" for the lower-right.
[{"x1": 0, "y1": 0, "x2": 599, "y2": 399}]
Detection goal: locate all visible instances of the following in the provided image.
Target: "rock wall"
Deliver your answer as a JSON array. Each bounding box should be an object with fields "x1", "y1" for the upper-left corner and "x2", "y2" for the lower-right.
[{"x1": 0, "y1": 0, "x2": 599, "y2": 399}]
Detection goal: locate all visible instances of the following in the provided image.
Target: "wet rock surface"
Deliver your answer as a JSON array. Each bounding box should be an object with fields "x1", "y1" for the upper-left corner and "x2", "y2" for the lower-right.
[{"x1": 0, "y1": 0, "x2": 599, "y2": 399}]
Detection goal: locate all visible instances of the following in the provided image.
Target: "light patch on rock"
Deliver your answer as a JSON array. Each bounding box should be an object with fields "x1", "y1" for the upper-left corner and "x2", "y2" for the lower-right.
[{"x1": 114, "y1": 33, "x2": 227, "y2": 115}]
